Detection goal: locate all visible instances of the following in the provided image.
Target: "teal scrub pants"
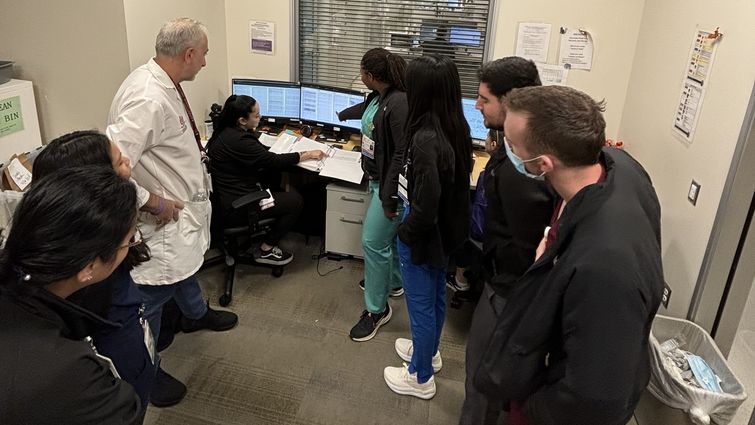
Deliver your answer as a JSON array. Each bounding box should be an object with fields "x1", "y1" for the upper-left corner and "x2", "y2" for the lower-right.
[{"x1": 362, "y1": 180, "x2": 403, "y2": 314}]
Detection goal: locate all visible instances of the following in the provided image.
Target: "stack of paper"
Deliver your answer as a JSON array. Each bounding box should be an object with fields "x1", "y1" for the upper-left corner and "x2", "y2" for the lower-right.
[{"x1": 266, "y1": 133, "x2": 364, "y2": 184}]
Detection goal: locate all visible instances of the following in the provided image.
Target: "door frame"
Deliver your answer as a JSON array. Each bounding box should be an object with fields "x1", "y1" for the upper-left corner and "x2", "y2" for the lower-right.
[{"x1": 689, "y1": 82, "x2": 755, "y2": 354}]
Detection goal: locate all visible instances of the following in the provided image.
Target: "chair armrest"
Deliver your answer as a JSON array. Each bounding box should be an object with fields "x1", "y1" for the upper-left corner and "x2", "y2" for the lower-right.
[{"x1": 231, "y1": 190, "x2": 270, "y2": 210}]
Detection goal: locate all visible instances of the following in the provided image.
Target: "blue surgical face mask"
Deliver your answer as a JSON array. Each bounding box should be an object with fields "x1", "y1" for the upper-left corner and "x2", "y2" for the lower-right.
[{"x1": 503, "y1": 137, "x2": 546, "y2": 181}]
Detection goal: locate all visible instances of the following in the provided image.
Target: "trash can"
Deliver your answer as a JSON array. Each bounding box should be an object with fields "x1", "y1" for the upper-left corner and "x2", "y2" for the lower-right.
[
  {"x1": 0, "y1": 61, "x2": 13, "y2": 85},
  {"x1": 648, "y1": 315, "x2": 747, "y2": 425}
]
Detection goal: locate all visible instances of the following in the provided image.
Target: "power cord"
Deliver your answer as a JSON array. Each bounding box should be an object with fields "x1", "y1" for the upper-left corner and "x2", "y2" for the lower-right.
[{"x1": 311, "y1": 243, "x2": 344, "y2": 277}]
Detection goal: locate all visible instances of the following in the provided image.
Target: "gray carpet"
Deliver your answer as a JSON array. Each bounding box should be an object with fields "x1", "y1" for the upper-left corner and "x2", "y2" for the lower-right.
[{"x1": 144, "y1": 234, "x2": 475, "y2": 425}]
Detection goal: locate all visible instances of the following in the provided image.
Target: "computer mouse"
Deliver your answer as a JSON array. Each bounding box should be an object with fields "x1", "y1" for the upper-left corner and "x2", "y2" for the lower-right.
[{"x1": 352, "y1": 145, "x2": 362, "y2": 152}]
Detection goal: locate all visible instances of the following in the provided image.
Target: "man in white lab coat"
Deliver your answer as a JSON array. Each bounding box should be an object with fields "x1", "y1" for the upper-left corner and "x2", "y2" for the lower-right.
[{"x1": 106, "y1": 17, "x2": 238, "y2": 407}]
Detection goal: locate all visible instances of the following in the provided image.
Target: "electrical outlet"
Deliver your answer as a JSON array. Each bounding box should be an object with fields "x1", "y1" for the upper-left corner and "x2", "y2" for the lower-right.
[
  {"x1": 662, "y1": 282, "x2": 672, "y2": 309},
  {"x1": 688, "y1": 180, "x2": 701, "y2": 205}
]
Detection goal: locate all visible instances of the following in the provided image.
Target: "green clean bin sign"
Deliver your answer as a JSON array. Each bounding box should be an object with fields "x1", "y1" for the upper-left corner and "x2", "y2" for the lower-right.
[{"x1": 0, "y1": 96, "x2": 24, "y2": 137}]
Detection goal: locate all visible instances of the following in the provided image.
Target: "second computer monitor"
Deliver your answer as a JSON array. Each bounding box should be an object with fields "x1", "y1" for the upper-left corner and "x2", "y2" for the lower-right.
[
  {"x1": 231, "y1": 79, "x2": 301, "y2": 120},
  {"x1": 462, "y1": 97, "x2": 488, "y2": 147},
  {"x1": 300, "y1": 84, "x2": 364, "y2": 131}
]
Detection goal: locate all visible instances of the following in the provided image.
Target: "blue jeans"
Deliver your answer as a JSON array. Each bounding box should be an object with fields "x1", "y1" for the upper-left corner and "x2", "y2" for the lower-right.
[
  {"x1": 138, "y1": 274, "x2": 208, "y2": 340},
  {"x1": 397, "y1": 208, "x2": 448, "y2": 384}
]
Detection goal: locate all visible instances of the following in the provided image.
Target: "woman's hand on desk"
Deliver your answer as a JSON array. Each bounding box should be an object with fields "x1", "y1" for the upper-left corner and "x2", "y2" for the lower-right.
[{"x1": 299, "y1": 150, "x2": 326, "y2": 162}]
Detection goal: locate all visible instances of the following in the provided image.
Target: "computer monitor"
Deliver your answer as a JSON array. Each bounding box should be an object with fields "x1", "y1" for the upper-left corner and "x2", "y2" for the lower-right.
[
  {"x1": 300, "y1": 84, "x2": 364, "y2": 132},
  {"x1": 231, "y1": 79, "x2": 301, "y2": 121},
  {"x1": 419, "y1": 21, "x2": 439, "y2": 42},
  {"x1": 462, "y1": 97, "x2": 488, "y2": 146},
  {"x1": 449, "y1": 26, "x2": 482, "y2": 47}
]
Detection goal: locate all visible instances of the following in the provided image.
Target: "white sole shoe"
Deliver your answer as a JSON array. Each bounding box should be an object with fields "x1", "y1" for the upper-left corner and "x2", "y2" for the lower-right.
[
  {"x1": 394, "y1": 338, "x2": 442, "y2": 373},
  {"x1": 384, "y1": 363, "x2": 436, "y2": 399}
]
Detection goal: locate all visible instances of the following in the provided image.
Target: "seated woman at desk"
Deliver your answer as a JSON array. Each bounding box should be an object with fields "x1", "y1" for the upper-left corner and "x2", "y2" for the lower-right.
[
  {"x1": 207, "y1": 94, "x2": 325, "y2": 265},
  {"x1": 0, "y1": 166, "x2": 142, "y2": 424}
]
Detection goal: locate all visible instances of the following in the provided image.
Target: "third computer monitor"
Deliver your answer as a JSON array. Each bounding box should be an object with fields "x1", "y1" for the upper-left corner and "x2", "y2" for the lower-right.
[
  {"x1": 462, "y1": 97, "x2": 488, "y2": 146},
  {"x1": 231, "y1": 79, "x2": 301, "y2": 120},
  {"x1": 300, "y1": 84, "x2": 364, "y2": 131}
]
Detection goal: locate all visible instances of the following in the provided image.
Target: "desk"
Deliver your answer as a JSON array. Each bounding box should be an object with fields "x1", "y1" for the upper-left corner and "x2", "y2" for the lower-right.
[{"x1": 471, "y1": 151, "x2": 489, "y2": 190}]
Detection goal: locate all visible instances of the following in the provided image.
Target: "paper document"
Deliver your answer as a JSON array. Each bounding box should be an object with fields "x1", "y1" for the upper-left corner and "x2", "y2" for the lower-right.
[
  {"x1": 558, "y1": 27, "x2": 594, "y2": 70},
  {"x1": 259, "y1": 132, "x2": 279, "y2": 148},
  {"x1": 516, "y1": 23, "x2": 551, "y2": 63},
  {"x1": 319, "y1": 149, "x2": 364, "y2": 184},
  {"x1": 535, "y1": 63, "x2": 569, "y2": 85},
  {"x1": 266, "y1": 133, "x2": 363, "y2": 183}
]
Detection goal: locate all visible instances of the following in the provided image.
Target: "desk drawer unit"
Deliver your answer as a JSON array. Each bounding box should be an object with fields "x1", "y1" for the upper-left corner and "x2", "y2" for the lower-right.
[{"x1": 326, "y1": 183, "x2": 369, "y2": 257}]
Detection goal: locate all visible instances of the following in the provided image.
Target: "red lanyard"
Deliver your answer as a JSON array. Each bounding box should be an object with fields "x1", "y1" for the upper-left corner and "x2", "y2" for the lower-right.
[{"x1": 174, "y1": 82, "x2": 204, "y2": 153}]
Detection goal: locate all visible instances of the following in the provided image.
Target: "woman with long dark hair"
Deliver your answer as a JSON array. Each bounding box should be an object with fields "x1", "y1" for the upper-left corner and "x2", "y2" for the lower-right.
[
  {"x1": 338, "y1": 48, "x2": 409, "y2": 342},
  {"x1": 207, "y1": 94, "x2": 325, "y2": 265},
  {"x1": 0, "y1": 166, "x2": 141, "y2": 423},
  {"x1": 32, "y1": 130, "x2": 164, "y2": 416},
  {"x1": 384, "y1": 55, "x2": 472, "y2": 399}
]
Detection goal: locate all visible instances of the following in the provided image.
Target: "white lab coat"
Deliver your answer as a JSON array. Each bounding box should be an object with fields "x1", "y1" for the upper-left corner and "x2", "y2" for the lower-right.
[{"x1": 106, "y1": 58, "x2": 210, "y2": 286}]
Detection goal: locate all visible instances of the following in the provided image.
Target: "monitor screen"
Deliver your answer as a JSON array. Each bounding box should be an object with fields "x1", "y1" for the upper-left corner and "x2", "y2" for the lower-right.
[
  {"x1": 300, "y1": 84, "x2": 364, "y2": 131},
  {"x1": 449, "y1": 26, "x2": 481, "y2": 46},
  {"x1": 462, "y1": 97, "x2": 488, "y2": 142},
  {"x1": 231, "y1": 79, "x2": 301, "y2": 120},
  {"x1": 419, "y1": 21, "x2": 439, "y2": 42}
]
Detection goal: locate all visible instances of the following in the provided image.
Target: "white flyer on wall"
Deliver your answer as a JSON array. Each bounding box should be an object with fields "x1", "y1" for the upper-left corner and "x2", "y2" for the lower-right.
[
  {"x1": 515, "y1": 23, "x2": 551, "y2": 63},
  {"x1": 250, "y1": 21, "x2": 275, "y2": 55},
  {"x1": 672, "y1": 27, "x2": 721, "y2": 144},
  {"x1": 535, "y1": 63, "x2": 569, "y2": 86},
  {"x1": 558, "y1": 27, "x2": 594, "y2": 70}
]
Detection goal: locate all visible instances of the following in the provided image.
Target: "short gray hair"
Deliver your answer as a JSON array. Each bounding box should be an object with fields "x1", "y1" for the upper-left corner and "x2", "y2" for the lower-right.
[{"x1": 155, "y1": 18, "x2": 208, "y2": 57}]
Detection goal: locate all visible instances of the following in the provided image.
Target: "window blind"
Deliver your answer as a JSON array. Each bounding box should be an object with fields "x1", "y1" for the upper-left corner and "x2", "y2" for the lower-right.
[{"x1": 296, "y1": 0, "x2": 494, "y2": 98}]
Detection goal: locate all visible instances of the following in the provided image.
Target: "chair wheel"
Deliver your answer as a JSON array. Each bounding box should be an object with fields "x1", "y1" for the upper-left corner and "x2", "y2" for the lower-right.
[
  {"x1": 219, "y1": 294, "x2": 232, "y2": 307},
  {"x1": 271, "y1": 267, "x2": 283, "y2": 278}
]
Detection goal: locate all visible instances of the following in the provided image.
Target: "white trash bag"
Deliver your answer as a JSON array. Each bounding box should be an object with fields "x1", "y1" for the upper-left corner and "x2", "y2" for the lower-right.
[{"x1": 648, "y1": 315, "x2": 747, "y2": 425}]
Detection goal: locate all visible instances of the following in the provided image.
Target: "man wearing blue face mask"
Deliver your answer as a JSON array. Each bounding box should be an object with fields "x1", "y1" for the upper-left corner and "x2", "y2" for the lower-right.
[
  {"x1": 459, "y1": 57, "x2": 555, "y2": 425},
  {"x1": 474, "y1": 85, "x2": 664, "y2": 425}
]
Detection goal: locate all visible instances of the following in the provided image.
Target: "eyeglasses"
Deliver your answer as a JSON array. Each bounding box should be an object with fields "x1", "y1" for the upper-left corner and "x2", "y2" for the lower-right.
[{"x1": 120, "y1": 227, "x2": 143, "y2": 249}]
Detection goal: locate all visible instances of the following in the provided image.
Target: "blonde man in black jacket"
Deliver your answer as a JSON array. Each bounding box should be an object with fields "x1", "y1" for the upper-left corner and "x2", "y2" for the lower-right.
[{"x1": 475, "y1": 86, "x2": 663, "y2": 425}]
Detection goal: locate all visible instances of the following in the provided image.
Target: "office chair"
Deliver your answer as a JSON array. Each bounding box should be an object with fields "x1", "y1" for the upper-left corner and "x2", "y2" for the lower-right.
[{"x1": 202, "y1": 188, "x2": 284, "y2": 307}]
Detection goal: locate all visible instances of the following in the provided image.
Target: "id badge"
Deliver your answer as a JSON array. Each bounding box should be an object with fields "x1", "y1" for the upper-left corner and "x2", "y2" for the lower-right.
[
  {"x1": 96, "y1": 353, "x2": 122, "y2": 379},
  {"x1": 141, "y1": 316, "x2": 157, "y2": 365},
  {"x1": 362, "y1": 134, "x2": 376, "y2": 160},
  {"x1": 398, "y1": 173, "x2": 409, "y2": 204}
]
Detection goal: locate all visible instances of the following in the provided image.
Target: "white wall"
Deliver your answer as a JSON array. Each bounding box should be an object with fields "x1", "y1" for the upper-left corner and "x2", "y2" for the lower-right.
[
  {"x1": 122, "y1": 0, "x2": 230, "y2": 127},
  {"x1": 0, "y1": 0, "x2": 131, "y2": 142},
  {"x1": 225, "y1": 0, "x2": 293, "y2": 82},
  {"x1": 618, "y1": 0, "x2": 755, "y2": 317},
  {"x1": 490, "y1": 0, "x2": 646, "y2": 139}
]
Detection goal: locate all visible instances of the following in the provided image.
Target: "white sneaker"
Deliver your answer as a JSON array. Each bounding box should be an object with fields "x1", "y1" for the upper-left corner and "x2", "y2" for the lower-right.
[
  {"x1": 394, "y1": 338, "x2": 442, "y2": 373},
  {"x1": 383, "y1": 363, "x2": 436, "y2": 399}
]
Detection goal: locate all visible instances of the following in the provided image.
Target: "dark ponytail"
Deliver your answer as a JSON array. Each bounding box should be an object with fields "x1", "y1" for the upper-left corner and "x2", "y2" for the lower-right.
[{"x1": 361, "y1": 48, "x2": 407, "y2": 92}]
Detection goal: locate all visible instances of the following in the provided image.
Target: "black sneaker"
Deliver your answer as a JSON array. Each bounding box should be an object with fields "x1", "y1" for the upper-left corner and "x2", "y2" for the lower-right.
[
  {"x1": 150, "y1": 367, "x2": 187, "y2": 407},
  {"x1": 446, "y1": 274, "x2": 470, "y2": 292},
  {"x1": 358, "y1": 279, "x2": 404, "y2": 297},
  {"x1": 349, "y1": 304, "x2": 392, "y2": 342},
  {"x1": 255, "y1": 246, "x2": 294, "y2": 265},
  {"x1": 181, "y1": 302, "x2": 239, "y2": 333}
]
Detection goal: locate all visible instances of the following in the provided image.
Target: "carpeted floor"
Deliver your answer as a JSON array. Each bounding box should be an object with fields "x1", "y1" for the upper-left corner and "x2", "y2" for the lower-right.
[{"x1": 144, "y1": 234, "x2": 475, "y2": 425}]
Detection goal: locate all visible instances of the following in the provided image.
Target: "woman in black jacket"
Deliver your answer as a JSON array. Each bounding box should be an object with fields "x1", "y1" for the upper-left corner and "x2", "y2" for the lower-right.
[
  {"x1": 0, "y1": 166, "x2": 141, "y2": 424},
  {"x1": 207, "y1": 95, "x2": 325, "y2": 265},
  {"x1": 384, "y1": 55, "x2": 472, "y2": 399},
  {"x1": 337, "y1": 48, "x2": 409, "y2": 342}
]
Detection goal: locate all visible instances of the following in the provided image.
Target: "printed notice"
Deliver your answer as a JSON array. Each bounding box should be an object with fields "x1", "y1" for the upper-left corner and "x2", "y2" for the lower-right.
[
  {"x1": 7, "y1": 157, "x2": 31, "y2": 190},
  {"x1": 0, "y1": 96, "x2": 24, "y2": 138},
  {"x1": 535, "y1": 63, "x2": 569, "y2": 86},
  {"x1": 515, "y1": 23, "x2": 552, "y2": 63},
  {"x1": 250, "y1": 21, "x2": 275, "y2": 55},
  {"x1": 558, "y1": 27, "x2": 594, "y2": 70},
  {"x1": 672, "y1": 28, "x2": 721, "y2": 144}
]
